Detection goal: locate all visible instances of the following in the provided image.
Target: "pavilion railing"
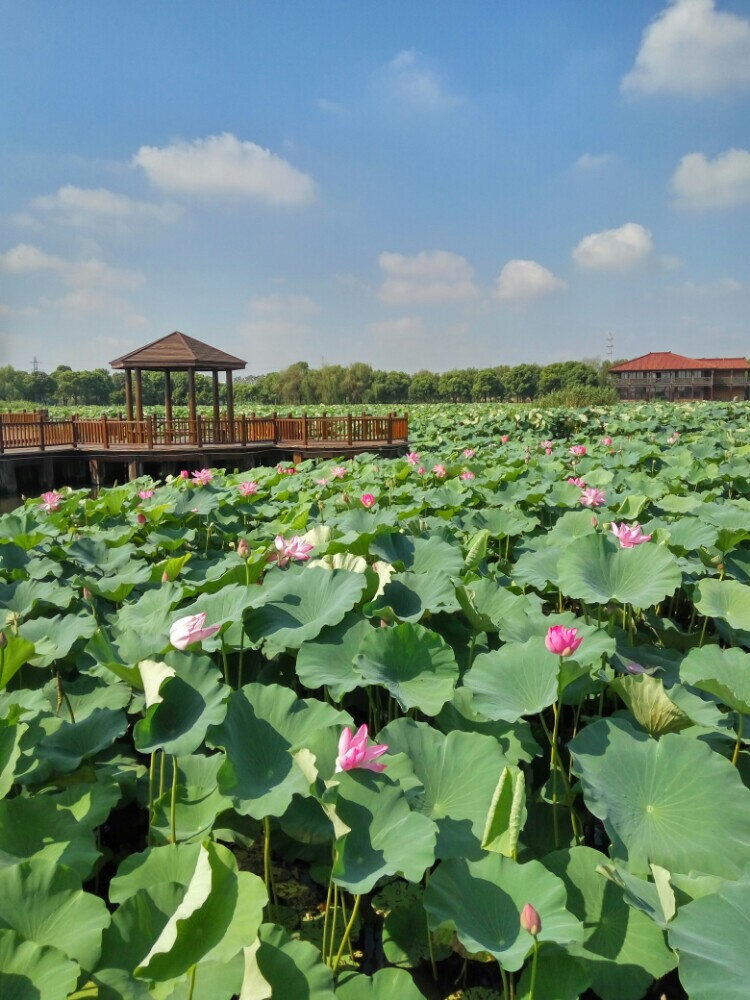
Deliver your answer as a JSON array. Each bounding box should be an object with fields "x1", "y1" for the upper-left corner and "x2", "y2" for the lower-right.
[{"x1": 0, "y1": 412, "x2": 408, "y2": 453}]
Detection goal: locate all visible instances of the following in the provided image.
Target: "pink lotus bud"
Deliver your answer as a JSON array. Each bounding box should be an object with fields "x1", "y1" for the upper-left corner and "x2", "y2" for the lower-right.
[
  {"x1": 82, "y1": 587, "x2": 92, "y2": 600},
  {"x1": 520, "y1": 903, "x2": 541, "y2": 937},
  {"x1": 335, "y1": 724, "x2": 388, "y2": 773},
  {"x1": 417, "y1": 466, "x2": 425, "y2": 475},
  {"x1": 545, "y1": 447, "x2": 552, "y2": 455},
  {"x1": 545, "y1": 625, "x2": 583, "y2": 657},
  {"x1": 602, "y1": 436, "x2": 612, "y2": 446},
  {"x1": 169, "y1": 612, "x2": 221, "y2": 650},
  {"x1": 361, "y1": 493, "x2": 376, "y2": 508},
  {"x1": 237, "y1": 538, "x2": 249, "y2": 558},
  {"x1": 161, "y1": 571, "x2": 170, "y2": 583},
  {"x1": 592, "y1": 516, "x2": 598, "y2": 527},
  {"x1": 501, "y1": 434, "x2": 509, "y2": 444},
  {"x1": 136, "y1": 513, "x2": 147, "y2": 525},
  {"x1": 180, "y1": 469, "x2": 189, "y2": 479}
]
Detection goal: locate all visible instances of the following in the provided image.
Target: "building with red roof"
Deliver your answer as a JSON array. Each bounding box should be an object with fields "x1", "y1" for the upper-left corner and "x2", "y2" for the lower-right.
[{"x1": 609, "y1": 352, "x2": 749, "y2": 402}]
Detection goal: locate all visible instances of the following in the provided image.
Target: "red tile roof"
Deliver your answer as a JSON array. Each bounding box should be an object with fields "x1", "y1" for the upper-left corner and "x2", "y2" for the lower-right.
[{"x1": 610, "y1": 352, "x2": 749, "y2": 372}]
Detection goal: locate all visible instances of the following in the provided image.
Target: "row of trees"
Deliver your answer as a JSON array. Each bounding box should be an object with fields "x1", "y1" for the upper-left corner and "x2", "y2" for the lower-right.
[{"x1": 0, "y1": 359, "x2": 620, "y2": 407}]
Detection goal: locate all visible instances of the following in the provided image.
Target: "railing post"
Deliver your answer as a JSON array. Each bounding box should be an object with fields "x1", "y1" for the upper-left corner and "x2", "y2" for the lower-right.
[
  {"x1": 146, "y1": 416, "x2": 153, "y2": 450},
  {"x1": 72, "y1": 416, "x2": 78, "y2": 448},
  {"x1": 347, "y1": 413, "x2": 353, "y2": 445},
  {"x1": 241, "y1": 414, "x2": 247, "y2": 446},
  {"x1": 302, "y1": 412, "x2": 308, "y2": 447},
  {"x1": 37, "y1": 418, "x2": 45, "y2": 452},
  {"x1": 101, "y1": 414, "x2": 109, "y2": 449},
  {"x1": 272, "y1": 411, "x2": 278, "y2": 444},
  {"x1": 196, "y1": 414, "x2": 203, "y2": 448},
  {"x1": 387, "y1": 413, "x2": 393, "y2": 444}
]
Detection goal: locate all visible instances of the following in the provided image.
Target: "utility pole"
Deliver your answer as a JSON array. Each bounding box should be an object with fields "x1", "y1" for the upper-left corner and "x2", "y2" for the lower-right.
[{"x1": 605, "y1": 332, "x2": 614, "y2": 362}]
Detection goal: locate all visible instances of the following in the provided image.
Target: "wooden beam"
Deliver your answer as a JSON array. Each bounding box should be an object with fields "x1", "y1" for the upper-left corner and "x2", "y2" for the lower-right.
[
  {"x1": 212, "y1": 370, "x2": 221, "y2": 434},
  {"x1": 164, "y1": 370, "x2": 173, "y2": 444},
  {"x1": 226, "y1": 369, "x2": 235, "y2": 432},
  {"x1": 124, "y1": 368, "x2": 134, "y2": 421}
]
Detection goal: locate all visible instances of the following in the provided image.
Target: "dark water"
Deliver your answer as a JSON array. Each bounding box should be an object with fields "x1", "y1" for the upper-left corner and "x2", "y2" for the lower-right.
[{"x1": 0, "y1": 495, "x2": 23, "y2": 514}]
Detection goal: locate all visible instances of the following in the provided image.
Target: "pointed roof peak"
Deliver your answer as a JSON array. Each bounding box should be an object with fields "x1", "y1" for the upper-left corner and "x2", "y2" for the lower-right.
[{"x1": 111, "y1": 331, "x2": 246, "y2": 370}]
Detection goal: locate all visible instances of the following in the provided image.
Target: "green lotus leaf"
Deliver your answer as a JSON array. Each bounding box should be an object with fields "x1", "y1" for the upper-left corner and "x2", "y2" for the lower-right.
[
  {"x1": 611, "y1": 672, "x2": 692, "y2": 736},
  {"x1": 516, "y1": 946, "x2": 591, "y2": 1000},
  {"x1": 240, "y1": 921, "x2": 336, "y2": 1000},
  {"x1": 295, "y1": 613, "x2": 374, "y2": 700},
  {"x1": 424, "y1": 853, "x2": 583, "y2": 972},
  {"x1": 0, "y1": 795, "x2": 101, "y2": 877},
  {"x1": 85, "y1": 629, "x2": 144, "y2": 688},
  {"x1": 664, "y1": 517, "x2": 718, "y2": 552},
  {"x1": 331, "y1": 770, "x2": 437, "y2": 894},
  {"x1": 370, "y1": 534, "x2": 464, "y2": 576},
  {"x1": 570, "y1": 717, "x2": 750, "y2": 878},
  {"x1": 680, "y1": 644, "x2": 750, "y2": 714},
  {"x1": 0, "y1": 859, "x2": 110, "y2": 970},
  {"x1": 0, "y1": 721, "x2": 25, "y2": 798},
  {"x1": 38, "y1": 706, "x2": 128, "y2": 774},
  {"x1": 365, "y1": 570, "x2": 459, "y2": 624},
  {"x1": 482, "y1": 765, "x2": 527, "y2": 858},
  {"x1": 40, "y1": 673, "x2": 132, "y2": 719},
  {"x1": 694, "y1": 578, "x2": 750, "y2": 630},
  {"x1": 0, "y1": 579, "x2": 72, "y2": 617},
  {"x1": 545, "y1": 846, "x2": 676, "y2": 1000},
  {"x1": 436, "y1": 687, "x2": 541, "y2": 764},
  {"x1": 668, "y1": 872, "x2": 750, "y2": 1000},
  {"x1": 209, "y1": 682, "x2": 349, "y2": 819},
  {"x1": 0, "y1": 633, "x2": 34, "y2": 690},
  {"x1": 354, "y1": 622, "x2": 459, "y2": 716},
  {"x1": 174, "y1": 583, "x2": 262, "y2": 630},
  {"x1": 81, "y1": 561, "x2": 153, "y2": 602},
  {"x1": 380, "y1": 718, "x2": 510, "y2": 859},
  {"x1": 110, "y1": 843, "x2": 203, "y2": 904},
  {"x1": 456, "y1": 579, "x2": 531, "y2": 634},
  {"x1": 557, "y1": 534, "x2": 681, "y2": 607},
  {"x1": 336, "y1": 968, "x2": 427, "y2": 999},
  {"x1": 463, "y1": 638, "x2": 559, "y2": 722},
  {"x1": 512, "y1": 547, "x2": 561, "y2": 590},
  {"x1": 0, "y1": 929, "x2": 79, "y2": 1000},
  {"x1": 246, "y1": 568, "x2": 366, "y2": 652},
  {"x1": 149, "y1": 754, "x2": 233, "y2": 845},
  {"x1": 134, "y1": 652, "x2": 229, "y2": 757}
]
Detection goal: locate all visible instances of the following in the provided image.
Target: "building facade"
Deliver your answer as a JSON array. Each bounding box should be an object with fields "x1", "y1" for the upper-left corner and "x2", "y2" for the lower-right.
[{"x1": 609, "y1": 352, "x2": 750, "y2": 402}]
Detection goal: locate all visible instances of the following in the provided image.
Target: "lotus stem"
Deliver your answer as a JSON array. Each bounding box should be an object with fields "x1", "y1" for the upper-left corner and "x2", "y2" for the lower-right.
[
  {"x1": 528, "y1": 939, "x2": 539, "y2": 1000},
  {"x1": 221, "y1": 647, "x2": 229, "y2": 685},
  {"x1": 699, "y1": 615, "x2": 709, "y2": 647},
  {"x1": 321, "y1": 878, "x2": 333, "y2": 963},
  {"x1": 169, "y1": 756, "x2": 178, "y2": 843},
  {"x1": 339, "y1": 892, "x2": 356, "y2": 962},
  {"x1": 328, "y1": 884, "x2": 340, "y2": 966},
  {"x1": 550, "y1": 701, "x2": 561, "y2": 849},
  {"x1": 263, "y1": 816, "x2": 277, "y2": 907},
  {"x1": 500, "y1": 966, "x2": 509, "y2": 998},
  {"x1": 148, "y1": 751, "x2": 156, "y2": 843},
  {"x1": 55, "y1": 671, "x2": 76, "y2": 723},
  {"x1": 237, "y1": 630, "x2": 245, "y2": 689},
  {"x1": 467, "y1": 631, "x2": 478, "y2": 670},
  {"x1": 732, "y1": 713, "x2": 744, "y2": 767},
  {"x1": 187, "y1": 964, "x2": 197, "y2": 1000}
]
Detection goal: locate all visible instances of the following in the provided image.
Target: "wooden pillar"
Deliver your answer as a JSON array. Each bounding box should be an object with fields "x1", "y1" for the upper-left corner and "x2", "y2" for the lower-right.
[
  {"x1": 212, "y1": 370, "x2": 221, "y2": 437},
  {"x1": 134, "y1": 368, "x2": 144, "y2": 422},
  {"x1": 127, "y1": 459, "x2": 142, "y2": 481},
  {"x1": 124, "y1": 368, "x2": 134, "y2": 420},
  {"x1": 226, "y1": 369, "x2": 235, "y2": 435},
  {"x1": 89, "y1": 458, "x2": 101, "y2": 491},
  {"x1": 164, "y1": 370, "x2": 173, "y2": 444},
  {"x1": 187, "y1": 369, "x2": 197, "y2": 443}
]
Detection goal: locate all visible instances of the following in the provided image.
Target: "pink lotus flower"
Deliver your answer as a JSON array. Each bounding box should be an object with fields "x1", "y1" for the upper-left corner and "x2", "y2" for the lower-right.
[
  {"x1": 331, "y1": 465, "x2": 347, "y2": 479},
  {"x1": 544, "y1": 447, "x2": 553, "y2": 455},
  {"x1": 520, "y1": 903, "x2": 541, "y2": 937},
  {"x1": 271, "y1": 534, "x2": 314, "y2": 567},
  {"x1": 180, "y1": 470, "x2": 190, "y2": 479},
  {"x1": 169, "y1": 612, "x2": 221, "y2": 649},
  {"x1": 460, "y1": 469, "x2": 475, "y2": 480},
  {"x1": 579, "y1": 487, "x2": 606, "y2": 508},
  {"x1": 237, "y1": 538, "x2": 249, "y2": 558},
  {"x1": 138, "y1": 489, "x2": 154, "y2": 500},
  {"x1": 192, "y1": 469, "x2": 213, "y2": 486},
  {"x1": 417, "y1": 466, "x2": 426, "y2": 475},
  {"x1": 335, "y1": 724, "x2": 388, "y2": 773},
  {"x1": 602, "y1": 436, "x2": 613, "y2": 446},
  {"x1": 567, "y1": 476, "x2": 587, "y2": 488},
  {"x1": 406, "y1": 451, "x2": 420, "y2": 465},
  {"x1": 136, "y1": 512, "x2": 147, "y2": 525},
  {"x1": 611, "y1": 522, "x2": 652, "y2": 548},
  {"x1": 463, "y1": 448, "x2": 476, "y2": 458},
  {"x1": 361, "y1": 493, "x2": 376, "y2": 508},
  {"x1": 541, "y1": 440, "x2": 553, "y2": 450},
  {"x1": 569, "y1": 445, "x2": 587, "y2": 457},
  {"x1": 277, "y1": 465, "x2": 296, "y2": 476},
  {"x1": 315, "y1": 477, "x2": 328, "y2": 486},
  {"x1": 239, "y1": 480, "x2": 259, "y2": 496},
  {"x1": 626, "y1": 662, "x2": 656, "y2": 675},
  {"x1": 40, "y1": 491, "x2": 62, "y2": 512},
  {"x1": 161, "y1": 571, "x2": 170, "y2": 583},
  {"x1": 432, "y1": 464, "x2": 447, "y2": 478},
  {"x1": 545, "y1": 625, "x2": 583, "y2": 657},
  {"x1": 501, "y1": 434, "x2": 509, "y2": 444}
]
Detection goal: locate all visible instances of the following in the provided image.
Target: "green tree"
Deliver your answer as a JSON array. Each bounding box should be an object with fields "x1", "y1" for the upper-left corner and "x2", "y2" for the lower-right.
[
  {"x1": 504, "y1": 364, "x2": 541, "y2": 401},
  {"x1": 472, "y1": 368, "x2": 503, "y2": 401},
  {"x1": 408, "y1": 370, "x2": 440, "y2": 402},
  {"x1": 439, "y1": 369, "x2": 474, "y2": 402}
]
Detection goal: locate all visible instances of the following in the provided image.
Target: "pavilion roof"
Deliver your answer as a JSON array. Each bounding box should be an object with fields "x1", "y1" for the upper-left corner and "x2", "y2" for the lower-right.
[
  {"x1": 610, "y1": 351, "x2": 750, "y2": 373},
  {"x1": 110, "y1": 332, "x2": 246, "y2": 371}
]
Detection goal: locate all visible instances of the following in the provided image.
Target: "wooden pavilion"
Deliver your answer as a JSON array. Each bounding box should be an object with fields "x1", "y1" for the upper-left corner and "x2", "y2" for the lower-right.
[{"x1": 110, "y1": 331, "x2": 246, "y2": 428}]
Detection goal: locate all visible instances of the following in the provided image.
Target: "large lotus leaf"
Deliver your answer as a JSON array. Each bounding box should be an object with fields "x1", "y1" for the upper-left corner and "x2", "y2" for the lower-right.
[
  {"x1": 365, "y1": 570, "x2": 459, "y2": 624},
  {"x1": 371, "y1": 881, "x2": 451, "y2": 969},
  {"x1": 245, "y1": 568, "x2": 366, "y2": 652},
  {"x1": 295, "y1": 613, "x2": 373, "y2": 700},
  {"x1": 557, "y1": 534, "x2": 681, "y2": 608},
  {"x1": 173, "y1": 583, "x2": 261, "y2": 631},
  {"x1": 545, "y1": 847, "x2": 676, "y2": 1000},
  {"x1": 110, "y1": 843, "x2": 203, "y2": 904},
  {"x1": 240, "y1": 922, "x2": 336, "y2": 1000},
  {"x1": 516, "y1": 946, "x2": 591, "y2": 1000},
  {"x1": 336, "y1": 968, "x2": 427, "y2": 999},
  {"x1": 423, "y1": 853, "x2": 583, "y2": 972},
  {"x1": 456, "y1": 579, "x2": 531, "y2": 634},
  {"x1": 0, "y1": 579, "x2": 72, "y2": 617},
  {"x1": 680, "y1": 644, "x2": 750, "y2": 714},
  {"x1": 370, "y1": 534, "x2": 464, "y2": 576},
  {"x1": 0, "y1": 795, "x2": 102, "y2": 877},
  {"x1": 0, "y1": 929, "x2": 79, "y2": 1000},
  {"x1": 512, "y1": 547, "x2": 561, "y2": 590},
  {"x1": 379, "y1": 718, "x2": 509, "y2": 860},
  {"x1": 664, "y1": 517, "x2": 718, "y2": 552},
  {"x1": 436, "y1": 687, "x2": 541, "y2": 764},
  {"x1": 570, "y1": 717, "x2": 750, "y2": 878},
  {"x1": 134, "y1": 653, "x2": 229, "y2": 757},
  {"x1": 667, "y1": 872, "x2": 750, "y2": 1000},
  {"x1": 0, "y1": 859, "x2": 110, "y2": 970},
  {"x1": 135, "y1": 841, "x2": 265, "y2": 981},
  {"x1": 150, "y1": 754, "x2": 233, "y2": 845},
  {"x1": 611, "y1": 673, "x2": 692, "y2": 736},
  {"x1": 331, "y1": 770, "x2": 437, "y2": 894},
  {"x1": 463, "y1": 638, "x2": 559, "y2": 722},
  {"x1": 694, "y1": 578, "x2": 750, "y2": 630},
  {"x1": 354, "y1": 622, "x2": 459, "y2": 716},
  {"x1": 35, "y1": 707, "x2": 128, "y2": 776},
  {"x1": 86, "y1": 629, "x2": 143, "y2": 688},
  {"x1": 114, "y1": 585, "x2": 181, "y2": 659},
  {"x1": 0, "y1": 633, "x2": 34, "y2": 689},
  {"x1": 67, "y1": 537, "x2": 137, "y2": 572},
  {"x1": 466, "y1": 508, "x2": 536, "y2": 537},
  {"x1": 40, "y1": 673, "x2": 132, "y2": 720},
  {"x1": 0, "y1": 721, "x2": 25, "y2": 798},
  {"x1": 81, "y1": 561, "x2": 153, "y2": 602},
  {"x1": 209, "y1": 683, "x2": 348, "y2": 819}
]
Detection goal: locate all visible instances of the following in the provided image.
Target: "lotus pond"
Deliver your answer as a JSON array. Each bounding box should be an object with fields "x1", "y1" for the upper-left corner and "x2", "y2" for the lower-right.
[{"x1": 2, "y1": 401, "x2": 750, "y2": 1000}]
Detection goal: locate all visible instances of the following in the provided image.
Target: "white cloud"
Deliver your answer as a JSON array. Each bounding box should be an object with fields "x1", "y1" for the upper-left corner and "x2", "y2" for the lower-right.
[
  {"x1": 249, "y1": 293, "x2": 320, "y2": 316},
  {"x1": 377, "y1": 250, "x2": 477, "y2": 305},
  {"x1": 367, "y1": 316, "x2": 425, "y2": 339},
  {"x1": 495, "y1": 259, "x2": 567, "y2": 302},
  {"x1": 574, "y1": 153, "x2": 616, "y2": 170},
  {"x1": 30, "y1": 186, "x2": 183, "y2": 228},
  {"x1": 132, "y1": 132, "x2": 316, "y2": 204},
  {"x1": 622, "y1": 0, "x2": 750, "y2": 96},
  {"x1": 376, "y1": 50, "x2": 459, "y2": 112},
  {"x1": 572, "y1": 223, "x2": 653, "y2": 271},
  {"x1": 670, "y1": 149, "x2": 750, "y2": 209},
  {"x1": 0, "y1": 303, "x2": 40, "y2": 318},
  {"x1": 0, "y1": 243, "x2": 144, "y2": 290},
  {"x1": 44, "y1": 289, "x2": 147, "y2": 326},
  {"x1": 680, "y1": 277, "x2": 743, "y2": 294}
]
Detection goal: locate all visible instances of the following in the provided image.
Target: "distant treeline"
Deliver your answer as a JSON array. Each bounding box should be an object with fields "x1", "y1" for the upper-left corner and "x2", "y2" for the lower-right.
[{"x1": 0, "y1": 359, "x2": 622, "y2": 407}]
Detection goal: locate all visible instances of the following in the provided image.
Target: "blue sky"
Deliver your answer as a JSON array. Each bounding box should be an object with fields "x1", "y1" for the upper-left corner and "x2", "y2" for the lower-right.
[{"x1": 1, "y1": 0, "x2": 749, "y2": 374}]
